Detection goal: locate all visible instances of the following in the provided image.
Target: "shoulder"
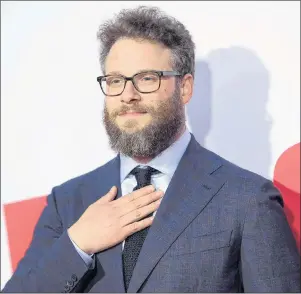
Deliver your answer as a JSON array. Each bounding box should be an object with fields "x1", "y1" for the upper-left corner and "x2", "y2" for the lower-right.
[
  {"x1": 49, "y1": 156, "x2": 118, "y2": 200},
  {"x1": 200, "y1": 146, "x2": 280, "y2": 203}
]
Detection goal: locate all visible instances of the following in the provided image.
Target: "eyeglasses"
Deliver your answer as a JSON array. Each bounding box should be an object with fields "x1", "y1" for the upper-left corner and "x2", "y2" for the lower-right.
[{"x1": 96, "y1": 70, "x2": 182, "y2": 96}]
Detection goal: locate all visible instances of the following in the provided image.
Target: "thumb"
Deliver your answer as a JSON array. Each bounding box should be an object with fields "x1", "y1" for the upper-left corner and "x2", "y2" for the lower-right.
[{"x1": 97, "y1": 186, "x2": 118, "y2": 204}]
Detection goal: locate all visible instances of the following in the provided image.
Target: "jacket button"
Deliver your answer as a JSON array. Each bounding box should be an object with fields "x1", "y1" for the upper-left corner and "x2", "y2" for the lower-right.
[
  {"x1": 66, "y1": 281, "x2": 73, "y2": 287},
  {"x1": 64, "y1": 285, "x2": 70, "y2": 292},
  {"x1": 71, "y1": 274, "x2": 78, "y2": 282}
]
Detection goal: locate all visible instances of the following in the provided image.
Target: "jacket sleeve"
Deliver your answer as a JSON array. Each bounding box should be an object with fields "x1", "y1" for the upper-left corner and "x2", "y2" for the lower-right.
[
  {"x1": 240, "y1": 180, "x2": 300, "y2": 292},
  {"x1": 1, "y1": 187, "x2": 95, "y2": 293}
]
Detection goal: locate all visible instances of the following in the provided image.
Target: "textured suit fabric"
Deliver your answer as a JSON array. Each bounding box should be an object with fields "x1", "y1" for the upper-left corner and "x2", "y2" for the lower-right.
[
  {"x1": 122, "y1": 167, "x2": 159, "y2": 290},
  {"x1": 2, "y1": 134, "x2": 300, "y2": 293}
]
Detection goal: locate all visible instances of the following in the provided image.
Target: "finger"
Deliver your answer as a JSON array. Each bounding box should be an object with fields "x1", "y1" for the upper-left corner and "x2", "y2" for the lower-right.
[
  {"x1": 118, "y1": 190, "x2": 164, "y2": 217},
  {"x1": 119, "y1": 198, "x2": 162, "y2": 226},
  {"x1": 96, "y1": 186, "x2": 117, "y2": 204},
  {"x1": 116, "y1": 185, "x2": 155, "y2": 205},
  {"x1": 123, "y1": 216, "x2": 154, "y2": 237}
]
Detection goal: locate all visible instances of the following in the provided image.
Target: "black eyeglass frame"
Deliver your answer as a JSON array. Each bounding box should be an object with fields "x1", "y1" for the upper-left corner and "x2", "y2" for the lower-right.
[{"x1": 96, "y1": 70, "x2": 183, "y2": 96}]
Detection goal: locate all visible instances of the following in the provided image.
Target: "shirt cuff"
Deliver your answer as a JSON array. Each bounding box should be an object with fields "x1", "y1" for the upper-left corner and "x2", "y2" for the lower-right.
[{"x1": 67, "y1": 231, "x2": 94, "y2": 269}]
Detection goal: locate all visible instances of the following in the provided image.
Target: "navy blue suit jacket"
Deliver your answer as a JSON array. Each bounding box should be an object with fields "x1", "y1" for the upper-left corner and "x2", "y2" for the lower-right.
[{"x1": 2, "y1": 135, "x2": 300, "y2": 292}]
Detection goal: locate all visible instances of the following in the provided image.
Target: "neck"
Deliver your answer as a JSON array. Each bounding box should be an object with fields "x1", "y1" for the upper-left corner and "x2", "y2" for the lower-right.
[{"x1": 132, "y1": 125, "x2": 187, "y2": 164}]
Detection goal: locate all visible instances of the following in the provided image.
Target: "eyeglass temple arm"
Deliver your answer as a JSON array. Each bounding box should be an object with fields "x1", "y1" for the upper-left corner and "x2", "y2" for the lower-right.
[{"x1": 161, "y1": 71, "x2": 182, "y2": 76}]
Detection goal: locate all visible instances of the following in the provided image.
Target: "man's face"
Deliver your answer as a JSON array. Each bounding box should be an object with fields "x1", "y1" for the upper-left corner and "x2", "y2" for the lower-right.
[{"x1": 102, "y1": 38, "x2": 187, "y2": 158}]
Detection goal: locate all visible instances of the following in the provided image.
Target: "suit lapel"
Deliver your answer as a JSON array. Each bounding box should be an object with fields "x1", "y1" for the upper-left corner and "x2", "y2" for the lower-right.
[
  {"x1": 127, "y1": 136, "x2": 226, "y2": 293},
  {"x1": 83, "y1": 155, "x2": 126, "y2": 293}
]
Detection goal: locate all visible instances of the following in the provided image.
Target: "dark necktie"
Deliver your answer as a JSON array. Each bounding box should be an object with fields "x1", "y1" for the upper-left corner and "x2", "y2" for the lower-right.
[{"x1": 122, "y1": 166, "x2": 159, "y2": 291}]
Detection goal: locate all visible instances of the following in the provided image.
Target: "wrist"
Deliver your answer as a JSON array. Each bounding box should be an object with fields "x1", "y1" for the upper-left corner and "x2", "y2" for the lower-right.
[{"x1": 68, "y1": 226, "x2": 93, "y2": 255}]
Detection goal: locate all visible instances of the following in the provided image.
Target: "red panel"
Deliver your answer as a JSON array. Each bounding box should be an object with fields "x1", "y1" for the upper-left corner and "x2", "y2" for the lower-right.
[
  {"x1": 273, "y1": 142, "x2": 300, "y2": 251},
  {"x1": 3, "y1": 196, "x2": 47, "y2": 272}
]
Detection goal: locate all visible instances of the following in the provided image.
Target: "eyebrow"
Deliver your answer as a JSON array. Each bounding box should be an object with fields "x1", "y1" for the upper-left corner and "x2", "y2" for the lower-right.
[{"x1": 106, "y1": 69, "x2": 160, "y2": 76}]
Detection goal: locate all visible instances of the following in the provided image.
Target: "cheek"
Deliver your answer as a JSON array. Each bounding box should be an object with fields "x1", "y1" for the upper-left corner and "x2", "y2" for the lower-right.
[
  {"x1": 162, "y1": 79, "x2": 177, "y2": 94},
  {"x1": 161, "y1": 84, "x2": 175, "y2": 99},
  {"x1": 143, "y1": 88, "x2": 170, "y2": 104},
  {"x1": 105, "y1": 100, "x2": 118, "y2": 113}
]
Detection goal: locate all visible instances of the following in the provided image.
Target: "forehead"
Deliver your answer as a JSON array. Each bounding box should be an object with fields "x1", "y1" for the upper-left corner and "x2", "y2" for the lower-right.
[{"x1": 105, "y1": 38, "x2": 172, "y2": 76}]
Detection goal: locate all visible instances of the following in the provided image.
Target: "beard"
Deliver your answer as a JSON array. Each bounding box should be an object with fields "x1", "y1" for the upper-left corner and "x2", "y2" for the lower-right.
[{"x1": 102, "y1": 85, "x2": 185, "y2": 158}]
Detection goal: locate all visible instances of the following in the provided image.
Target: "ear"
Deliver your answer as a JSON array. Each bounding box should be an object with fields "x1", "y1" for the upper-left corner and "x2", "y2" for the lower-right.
[{"x1": 180, "y1": 74, "x2": 194, "y2": 105}]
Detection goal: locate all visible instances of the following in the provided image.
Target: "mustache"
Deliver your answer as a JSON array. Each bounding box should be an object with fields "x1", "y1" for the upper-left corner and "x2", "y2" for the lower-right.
[{"x1": 111, "y1": 105, "x2": 154, "y2": 117}]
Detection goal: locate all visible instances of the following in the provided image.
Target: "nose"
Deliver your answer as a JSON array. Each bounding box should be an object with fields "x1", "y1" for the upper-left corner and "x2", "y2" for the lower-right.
[{"x1": 120, "y1": 80, "x2": 141, "y2": 103}]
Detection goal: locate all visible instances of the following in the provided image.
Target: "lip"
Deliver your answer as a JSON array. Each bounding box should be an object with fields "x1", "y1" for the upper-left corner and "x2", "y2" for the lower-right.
[{"x1": 118, "y1": 111, "x2": 147, "y2": 117}]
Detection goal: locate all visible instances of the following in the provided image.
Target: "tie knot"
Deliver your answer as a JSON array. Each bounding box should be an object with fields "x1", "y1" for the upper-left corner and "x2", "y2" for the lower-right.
[{"x1": 130, "y1": 166, "x2": 159, "y2": 189}]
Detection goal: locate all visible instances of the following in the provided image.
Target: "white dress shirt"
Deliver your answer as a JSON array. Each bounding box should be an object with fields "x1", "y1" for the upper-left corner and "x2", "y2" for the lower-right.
[{"x1": 70, "y1": 128, "x2": 191, "y2": 267}]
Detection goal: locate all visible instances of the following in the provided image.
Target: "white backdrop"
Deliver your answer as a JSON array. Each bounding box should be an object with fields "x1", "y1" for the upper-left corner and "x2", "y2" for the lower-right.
[{"x1": 1, "y1": 1, "x2": 300, "y2": 288}]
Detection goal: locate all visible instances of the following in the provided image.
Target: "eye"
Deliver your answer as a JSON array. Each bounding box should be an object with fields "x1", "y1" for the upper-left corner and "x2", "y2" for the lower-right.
[
  {"x1": 107, "y1": 76, "x2": 124, "y2": 86},
  {"x1": 142, "y1": 75, "x2": 155, "y2": 81},
  {"x1": 138, "y1": 73, "x2": 158, "y2": 83}
]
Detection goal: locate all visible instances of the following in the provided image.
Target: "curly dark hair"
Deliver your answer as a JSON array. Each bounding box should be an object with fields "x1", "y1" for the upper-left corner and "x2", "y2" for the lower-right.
[{"x1": 97, "y1": 6, "x2": 195, "y2": 77}]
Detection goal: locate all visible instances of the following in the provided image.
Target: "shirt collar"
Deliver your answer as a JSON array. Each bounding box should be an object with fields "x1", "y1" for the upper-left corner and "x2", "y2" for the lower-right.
[{"x1": 120, "y1": 127, "x2": 191, "y2": 182}]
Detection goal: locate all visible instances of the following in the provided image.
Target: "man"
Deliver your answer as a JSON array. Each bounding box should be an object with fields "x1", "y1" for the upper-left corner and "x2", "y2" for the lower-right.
[{"x1": 2, "y1": 6, "x2": 300, "y2": 293}]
